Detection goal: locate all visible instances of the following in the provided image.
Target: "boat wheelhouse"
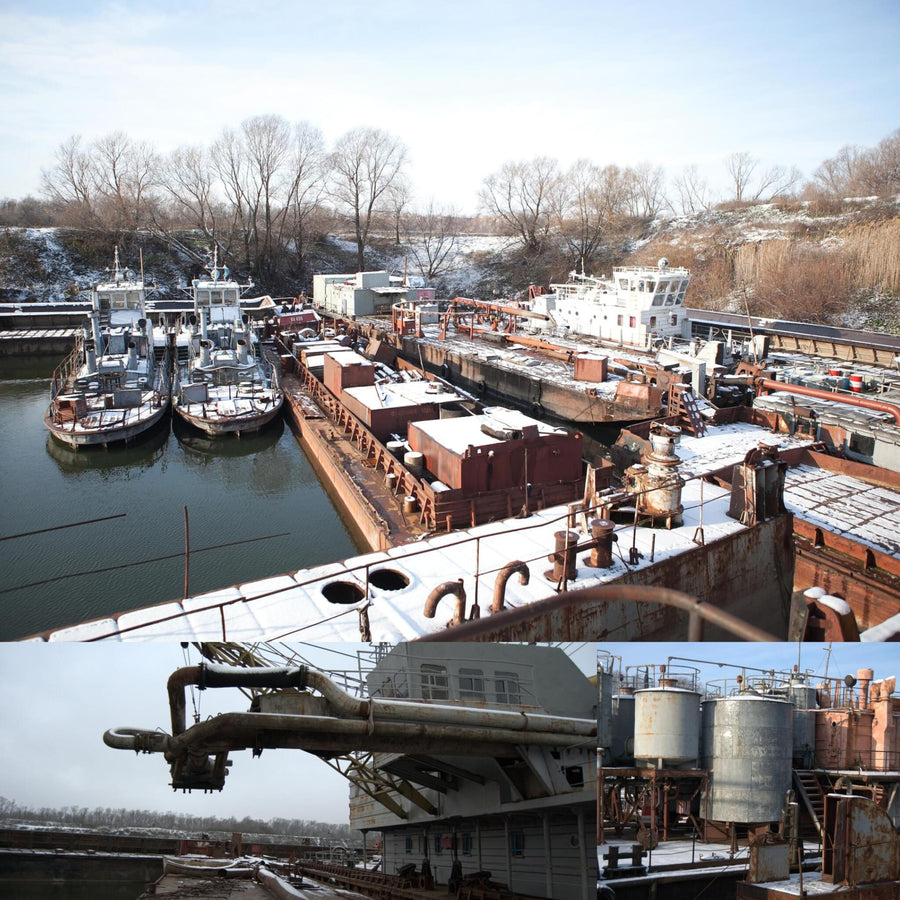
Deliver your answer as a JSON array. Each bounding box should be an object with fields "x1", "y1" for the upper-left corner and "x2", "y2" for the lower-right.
[{"x1": 537, "y1": 258, "x2": 691, "y2": 347}]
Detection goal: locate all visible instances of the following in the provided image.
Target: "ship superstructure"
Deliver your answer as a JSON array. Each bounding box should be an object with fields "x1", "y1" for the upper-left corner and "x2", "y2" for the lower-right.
[
  {"x1": 534, "y1": 259, "x2": 691, "y2": 347},
  {"x1": 103, "y1": 643, "x2": 599, "y2": 900}
]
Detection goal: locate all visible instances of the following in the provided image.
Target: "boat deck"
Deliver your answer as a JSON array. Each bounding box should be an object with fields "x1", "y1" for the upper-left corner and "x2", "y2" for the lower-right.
[
  {"x1": 33, "y1": 471, "x2": 771, "y2": 642},
  {"x1": 676, "y1": 422, "x2": 900, "y2": 559}
]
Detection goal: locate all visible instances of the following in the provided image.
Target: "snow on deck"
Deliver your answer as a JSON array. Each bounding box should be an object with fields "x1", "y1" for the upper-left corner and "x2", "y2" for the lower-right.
[
  {"x1": 44, "y1": 476, "x2": 746, "y2": 642},
  {"x1": 344, "y1": 379, "x2": 463, "y2": 411},
  {"x1": 677, "y1": 421, "x2": 900, "y2": 557}
]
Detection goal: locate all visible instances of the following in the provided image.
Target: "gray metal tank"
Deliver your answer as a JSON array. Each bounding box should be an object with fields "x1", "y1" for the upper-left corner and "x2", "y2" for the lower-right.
[
  {"x1": 701, "y1": 693, "x2": 793, "y2": 823},
  {"x1": 610, "y1": 692, "x2": 635, "y2": 765},
  {"x1": 633, "y1": 687, "x2": 700, "y2": 766},
  {"x1": 786, "y1": 682, "x2": 817, "y2": 767}
]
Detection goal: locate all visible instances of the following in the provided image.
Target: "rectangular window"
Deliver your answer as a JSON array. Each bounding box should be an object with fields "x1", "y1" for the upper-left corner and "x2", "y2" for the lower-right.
[
  {"x1": 462, "y1": 834, "x2": 473, "y2": 856},
  {"x1": 405, "y1": 837, "x2": 413, "y2": 854},
  {"x1": 511, "y1": 831, "x2": 525, "y2": 856},
  {"x1": 421, "y1": 664, "x2": 449, "y2": 701},
  {"x1": 649, "y1": 316, "x2": 657, "y2": 328},
  {"x1": 495, "y1": 672, "x2": 521, "y2": 706},
  {"x1": 670, "y1": 314, "x2": 678, "y2": 327},
  {"x1": 629, "y1": 316, "x2": 636, "y2": 328},
  {"x1": 434, "y1": 834, "x2": 443, "y2": 855},
  {"x1": 459, "y1": 667, "x2": 485, "y2": 699},
  {"x1": 617, "y1": 314, "x2": 623, "y2": 327}
]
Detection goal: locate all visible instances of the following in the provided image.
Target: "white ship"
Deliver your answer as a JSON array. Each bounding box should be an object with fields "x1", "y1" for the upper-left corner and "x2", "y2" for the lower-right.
[{"x1": 532, "y1": 258, "x2": 691, "y2": 347}]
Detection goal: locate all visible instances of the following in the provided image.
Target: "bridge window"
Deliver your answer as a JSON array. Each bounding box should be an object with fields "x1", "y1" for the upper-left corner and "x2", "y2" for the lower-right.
[
  {"x1": 510, "y1": 831, "x2": 525, "y2": 856},
  {"x1": 459, "y1": 668, "x2": 485, "y2": 700},
  {"x1": 420, "y1": 664, "x2": 449, "y2": 700},
  {"x1": 462, "y1": 833, "x2": 473, "y2": 856},
  {"x1": 495, "y1": 672, "x2": 521, "y2": 705}
]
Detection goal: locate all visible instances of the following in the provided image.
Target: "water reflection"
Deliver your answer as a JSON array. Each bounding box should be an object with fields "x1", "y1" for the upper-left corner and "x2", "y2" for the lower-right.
[
  {"x1": 172, "y1": 411, "x2": 285, "y2": 458},
  {"x1": 45, "y1": 415, "x2": 171, "y2": 473}
]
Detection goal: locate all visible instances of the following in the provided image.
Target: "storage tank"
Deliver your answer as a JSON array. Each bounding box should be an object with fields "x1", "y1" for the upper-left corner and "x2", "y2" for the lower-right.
[
  {"x1": 634, "y1": 687, "x2": 701, "y2": 767},
  {"x1": 609, "y1": 691, "x2": 635, "y2": 765},
  {"x1": 701, "y1": 693, "x2": 793, "y2": 823},
  {"x1": 786, "y1": 681, "x2": 817, "y2": 767}
]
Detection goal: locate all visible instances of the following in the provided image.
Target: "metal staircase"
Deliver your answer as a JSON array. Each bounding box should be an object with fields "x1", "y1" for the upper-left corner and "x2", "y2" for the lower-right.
[{"x1": 793, "y1": 770, "x2": 826, "y2": 839}]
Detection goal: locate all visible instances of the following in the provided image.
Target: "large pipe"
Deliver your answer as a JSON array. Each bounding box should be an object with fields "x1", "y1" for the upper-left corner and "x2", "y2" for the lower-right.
[
  {"x1": 164, "y1": 663, "x2": 596, "y2": 740},
  {"x1": 110, "y1": 712, "x2": 592, "y2": 760},
  {"x1": 755, "y1": 378, "x2": 900, "y2": 425},
  {"x1": 423, "y1": 579, "x2": 467, "y2": 625},
  {"x1": 492, "y1": 561, "x2": 530, "y2": 613}
]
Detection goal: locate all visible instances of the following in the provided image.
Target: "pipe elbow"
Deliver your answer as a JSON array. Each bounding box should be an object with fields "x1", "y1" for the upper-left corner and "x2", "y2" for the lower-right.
[
  {"x1": 423, "y1": 579, "x2": 466, "y2": 626},
  {"x1": 103, "y1": 727, "x2": 170, "y2": 753},
  {"x1": 491, "y1": 561, "x2": 530, "y2": 613}
]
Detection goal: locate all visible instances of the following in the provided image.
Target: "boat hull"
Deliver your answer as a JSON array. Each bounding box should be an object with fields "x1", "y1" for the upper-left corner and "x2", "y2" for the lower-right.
[
  {"x1": 45, "y1": 398, "x2": 170, "y2": 449},
  {"x1": 173, "y1": 397, "x2": 283, "y2": 436}
]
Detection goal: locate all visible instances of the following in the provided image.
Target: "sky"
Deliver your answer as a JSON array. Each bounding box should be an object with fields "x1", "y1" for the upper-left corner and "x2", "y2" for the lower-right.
[
  {"x1": 0, "y1": 1, "x2": 898, "y2": 213},
  {"x1": 0, "y1": 641, "x2": 896, "y2": 831}
]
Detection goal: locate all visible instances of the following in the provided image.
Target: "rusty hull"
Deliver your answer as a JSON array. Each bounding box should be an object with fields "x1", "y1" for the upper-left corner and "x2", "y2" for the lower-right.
[{"x1": 417, "y1": 514, "x2": 794, "y2": 642}]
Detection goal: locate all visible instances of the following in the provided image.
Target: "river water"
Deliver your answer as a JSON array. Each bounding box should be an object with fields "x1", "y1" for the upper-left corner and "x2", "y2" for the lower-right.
[{"x1": 0, "y1": 355, "x2": 364, "y2": 640}]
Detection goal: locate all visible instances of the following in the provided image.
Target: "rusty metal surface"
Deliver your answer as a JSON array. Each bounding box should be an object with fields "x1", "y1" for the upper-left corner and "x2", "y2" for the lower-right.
[
  {"x1": 824, "y1": 794, "x2": 900, "y2": 886},
  {"x1": 747, "y1": 840, "x2": 790, "y2": 884}
]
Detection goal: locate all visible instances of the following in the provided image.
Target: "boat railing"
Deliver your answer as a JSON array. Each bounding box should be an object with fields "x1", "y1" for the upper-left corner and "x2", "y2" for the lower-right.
[{"x1": 49, "y1": 335, "x2": 85, "y2": 401}]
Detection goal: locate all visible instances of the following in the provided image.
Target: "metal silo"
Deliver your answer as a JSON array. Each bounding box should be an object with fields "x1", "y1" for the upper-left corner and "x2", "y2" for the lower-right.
[
  {"x1": 610, "y1": 691, "x2": 635, "y2": 765},
  {"x1": 786, "y1": 681, "x2": 817, "y2": 768},
  {"x1": 701, "y1": 693, "x2": 793, "y2": 823},
  {"x1": 634, "y1": 687, "x2": 701, "y2": 767}
]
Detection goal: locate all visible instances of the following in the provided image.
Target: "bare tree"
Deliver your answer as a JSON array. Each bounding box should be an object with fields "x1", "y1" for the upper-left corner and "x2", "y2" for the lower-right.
[
  {"x1": 623, "y1": 161, "x2": 666, "y2": 219},
  {"x1": 553, "y1": 160, "x2": 629, "y2": 269},
  {"x1": 403, "y1": 199, "x2": 461, "y2": 281},
  {"x1": 385, "y1": 177, "x2": 412, "y2": 245},
  {"x1": 858, "y1": 128, "x2": 900, "y2": 196},
  {"x1": 328, "y1": 127, "x2": 408, "y2": 272},
  {"x1": 92, "y1": 131, "x2": 159, "y2": 230},
  {"x1": 211, "y1": 126, "x2": 255, "y2": 271},
  {"x1": 159, "y1": 144, "x2": 221, "y2": 242},
  {"x1": 672, "y1": 164, "x2": 713, "y2": 214},
  {"x1": 479, "y1": 156, "x2": 562, "y2": 255},
  {"x1": 283, "y1": 121, "x2": 327, "y2": 277},
  {"x1": 811, "y1": 144, "x2": 866, "y2": 197},
  {"x1": 242, "y1": 114, "x2": 293, "y2": 280},
  {"x1": 752, "y1": 164, "x2": 802, "y2": 201},
  {"x1": 40, "y1": 135, "x2": 96, "y2": 225},
  {"x1": 725, "y1": 151, "x2": 759, "y2": 203}
]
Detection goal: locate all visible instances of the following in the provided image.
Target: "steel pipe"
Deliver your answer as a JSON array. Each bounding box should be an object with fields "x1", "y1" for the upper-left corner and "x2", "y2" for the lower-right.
[
  {"x1": 423, "y1": 578, "x2": 467, "y2": 625},
  {"x1": 492, "y1": 560, "x2": 530, "y2": 613},
  {"x1": 755, "y1": 378, "x2": 900, "y2": 425}
]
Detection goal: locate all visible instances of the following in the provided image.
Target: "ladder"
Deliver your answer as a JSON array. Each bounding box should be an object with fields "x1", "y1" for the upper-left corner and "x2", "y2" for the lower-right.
[{"x1": 793, "y1": 770, "x2": 826, "y2": 839}]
